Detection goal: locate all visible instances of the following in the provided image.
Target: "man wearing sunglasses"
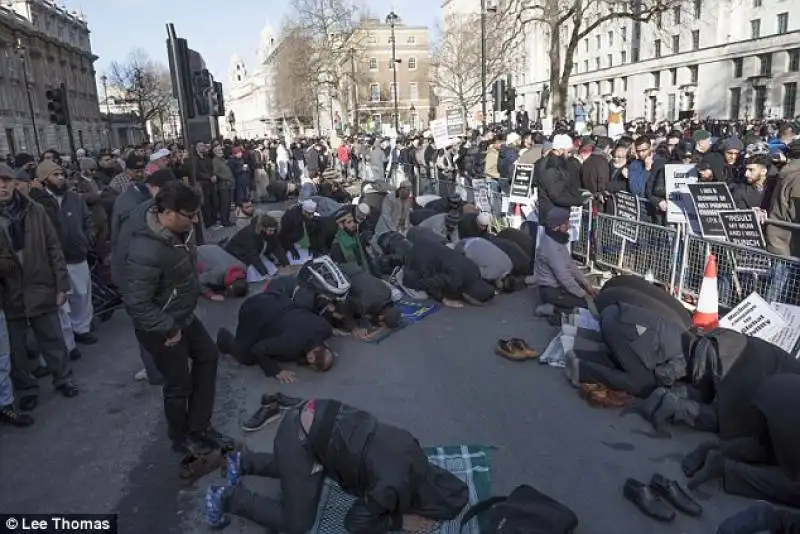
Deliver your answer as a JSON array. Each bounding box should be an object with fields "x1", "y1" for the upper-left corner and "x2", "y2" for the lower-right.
[{"x1": 122, "y1": 181, "x2": 221, "y2": 457}]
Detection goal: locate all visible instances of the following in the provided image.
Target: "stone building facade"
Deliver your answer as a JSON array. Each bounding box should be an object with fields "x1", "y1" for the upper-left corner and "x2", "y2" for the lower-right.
[{"x1": 0, "y1": 0, "x2": 104, "y2": 158}]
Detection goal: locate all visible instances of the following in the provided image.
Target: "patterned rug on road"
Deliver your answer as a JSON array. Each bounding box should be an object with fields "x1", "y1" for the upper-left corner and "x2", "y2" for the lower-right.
[
  {"x1": 309, "y1": 445, "x2": 493, "y2": 534},
  {"x1": 361, "y1": 300, "x2": 441, "y2": 344}
]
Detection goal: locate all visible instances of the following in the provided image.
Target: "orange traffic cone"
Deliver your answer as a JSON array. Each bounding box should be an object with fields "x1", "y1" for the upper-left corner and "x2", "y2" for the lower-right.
[
  {"x1": 510, "y1": 204, "x2": 523, "y2": 229},
  {"x1": 693, "y1": 254, "x2": 719, "y2": 330}
]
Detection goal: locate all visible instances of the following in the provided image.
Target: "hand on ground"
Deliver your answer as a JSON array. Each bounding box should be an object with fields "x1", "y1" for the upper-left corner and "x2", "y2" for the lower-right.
[
  {"x1": 401, "y1": 514, "x2": 437, "y2": 533},
  {"x1": 275, "y1": 370, "x2": 297, "y2": 383},
  {"x1": 442, "y1": 298, "x2": 464, "y2": 308}
]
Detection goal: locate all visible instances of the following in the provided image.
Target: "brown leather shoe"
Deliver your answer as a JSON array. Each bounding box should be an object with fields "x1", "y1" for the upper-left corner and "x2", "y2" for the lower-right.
[
  {"x1": 179, "y1": 449, "x2": 223, "y2": 486},
  {"x1": 579, "y1": 383, "x2": 604, "y2": 401},
  {"x1": 509, "y1": 338, "x2": 540, "y2": 359},
  {"x1": 495, "y1": 339, "x2": 527, "y2": 361}
]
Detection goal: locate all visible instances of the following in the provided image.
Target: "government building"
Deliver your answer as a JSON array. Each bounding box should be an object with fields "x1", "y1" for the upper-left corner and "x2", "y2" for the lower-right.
[{"x1": 0, "y1": 0, "x2": 104, "y2": 157}]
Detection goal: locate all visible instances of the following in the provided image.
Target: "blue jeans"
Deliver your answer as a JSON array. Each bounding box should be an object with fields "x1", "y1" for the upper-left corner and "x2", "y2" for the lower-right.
[{"x1": 0, "y1": 310, "x2": 13, "y2": 407}]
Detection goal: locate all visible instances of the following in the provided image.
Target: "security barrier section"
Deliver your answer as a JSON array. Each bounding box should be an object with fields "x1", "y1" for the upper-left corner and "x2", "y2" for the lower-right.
[{"x1": 577, "y1": 208, "x2": 800, "y2": 309}]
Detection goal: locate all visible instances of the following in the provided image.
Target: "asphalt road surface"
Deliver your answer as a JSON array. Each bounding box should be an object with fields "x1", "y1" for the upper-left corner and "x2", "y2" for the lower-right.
[{"x1": 0, "y1": 287, "x2": 753, "y2": 534}]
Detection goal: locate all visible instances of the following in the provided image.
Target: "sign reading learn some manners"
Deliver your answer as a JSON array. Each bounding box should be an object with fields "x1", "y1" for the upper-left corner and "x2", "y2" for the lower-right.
[
  {"x1": 719, "y1": 210, "x2": 766, "y2": 249},
  {"x1": 510, "y1": 163, "x2": 534, "y2": 204},
  {"x1": 664, "y1": 164, "x2": 699, "y2": 226},
  {"x1": 613, "y1": 191, "x2": 640, "y2": 243},
  {"x1": 687, "y1": 182, "x2": 736, "y2": 239}
]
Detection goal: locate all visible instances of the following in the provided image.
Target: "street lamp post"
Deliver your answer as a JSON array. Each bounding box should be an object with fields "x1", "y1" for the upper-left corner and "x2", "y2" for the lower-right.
[
  {"x1": 100, "y1": 74, "x2": 112, "y2": 147},
  {"x1": 15, "y1": 39, "x2": 41, "y2": 156},
  {"x1": 480, "y1": 0, "x2": 487, "y2": 130},
  {"x1": 386, "y1": 11, "x2": 400, "y2": 133},
  {"x1": 410, "y1": 103, "x2": 416, "y2": 130},
  {"x1": 350, "y1": 48, "x2": 359, "y2": 134}
]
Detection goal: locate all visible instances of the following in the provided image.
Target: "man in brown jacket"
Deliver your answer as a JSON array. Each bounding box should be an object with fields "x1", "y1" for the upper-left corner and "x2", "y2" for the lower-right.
[{"x1": 0, "y1": 164, "x2": 79, "y2": 412}]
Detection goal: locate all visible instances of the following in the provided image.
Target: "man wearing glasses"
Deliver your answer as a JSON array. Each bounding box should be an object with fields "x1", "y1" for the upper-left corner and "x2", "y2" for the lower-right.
[{"x1": 122, "y1": 181, "x2": 221, "y2": 457}]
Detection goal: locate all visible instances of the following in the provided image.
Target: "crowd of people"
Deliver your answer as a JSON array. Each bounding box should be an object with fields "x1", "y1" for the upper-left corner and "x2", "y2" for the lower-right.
[{"x1": 1, "y1": 112, "x2": 799, "y2": 533}]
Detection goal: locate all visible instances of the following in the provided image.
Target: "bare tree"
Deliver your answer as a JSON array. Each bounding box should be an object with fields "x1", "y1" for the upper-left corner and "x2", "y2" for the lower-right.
[
  {"x1": 107, "y1": 49, "x2": 172, "y2": 136},
  {"x1": 432, "y1": 2, "x2": 525, "y2": 118},
  {"x1": 515, "y1": 0, "x2": 688, "y2": 118},
  {"x1": 274, "y1": 27, "x2": 318, "y2": 121}
]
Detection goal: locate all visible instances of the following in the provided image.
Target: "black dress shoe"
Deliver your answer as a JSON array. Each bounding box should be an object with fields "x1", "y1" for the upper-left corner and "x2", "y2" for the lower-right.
[
  {"x1": 650, "y1": 473, "x2": 702, "y2": 517},
  {"x1": 74, "y1": 332, "x2": 98, "y2": 345},
  {"x1": 56, "y1": 382, "x2": 80, "y2": 398},
  {"x1": 260, "y1": 392, "x2": 303, "y2": 409},
  {"x1": 242, "y1": 403, "x2": 281, "y2": 432},
  {"x1": 69, "y1": 348, "x2": 82, "y2": 361},
  {"x1": 623, "y1": 478, "x2": 675, "y2": 522},
  {"x1": 180, "y1": 434, "x2": 214, "y2": 456},
  {"x1": 18, "y1": 396, "x2": 37, "y2": 412}
]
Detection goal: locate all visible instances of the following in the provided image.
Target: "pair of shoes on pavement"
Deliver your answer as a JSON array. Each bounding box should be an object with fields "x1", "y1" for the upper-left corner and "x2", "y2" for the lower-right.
[
  {"x1": 623, "y1": 474, "x2": 702, "y2": 522},
  {"x1": 579, "y1": 383, "x2": 632, "y2": 409},
  {"x1": 495, "y1": 338, "x2": 539, "y2": 361},
  {"x1": 241, "y1": 393, "x2": 304, "y2": 432}
]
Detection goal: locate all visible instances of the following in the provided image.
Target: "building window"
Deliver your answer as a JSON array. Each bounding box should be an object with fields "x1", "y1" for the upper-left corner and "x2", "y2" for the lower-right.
[
  {"x1": 369, "y1": 83, "x2": 380, "y2": 101},
  {"x1": 389, "y1": 82, "x2": 398, "y2": 100},
  {"x1": 692, "y1": 30, "x2": 700, "y2": 50},
  {"x1": 759, "y1": 53, "x2": 772, "y2": 76},
  {"x1": 672, "y1": 34, "x2": 680, "y2": 53},
  {"x1": 621, "y1": 50, "x2": 627, "y2": 64},
  {"x1": 652, "y1": 71, "x2": 661, "y2": 89},
  {"x1": 369, "y1": 58, "x2": 378, "y2": 71},
  {"x1": 654, "y1": 39, "x2": 661, "y2": 58},
  {"x1": 596, "y1": 35, "x2": 602, "y2": 49},
  {"x1": 407, "y1": 57, "x2": 417, "y2": 70},
  {"x1": 622, "y1": 26, "x2": 627, "y2": 41},
  {"x1": 609, "y1": 79, "x2": 615, "y2": 93},
  {"x1": 632, "y1": 47, "x2": 640, "y2": 62},
  {"x1": 573, "y1": 62, "x2": 578, "y2": 73},
  {"x1": 686, "y1": 93, "x2": 696, "y2": 111},
  {"x1": 409, "y1": 82, "x2": 419, "y2": 101},
  {"x1": 754, "y1": 86, "x2": 767, "y2": 118},
  {"x1": 584, "y1": 38, "x2": 589, "y2": 52},
  {"x1": 784, "y1": 82, "x2": 797, "y2": 118},
  {"x1": 372, "y1": 113, "x2": 381, "y2": 125},
  {"x1": 583, "y1": 83, "x2": 590, "y2": 98},
  {"x1": 733, "y1": 57, "x2": 744, "y2": 78},
  {"x1": 753, "y1": 0, "x2": 761, "y2": 6},
  {"x1": 777, "y1": 13, "x2": 788, "y2": 34},
  {"x1": 730, "y1": 87, "x2": 741, "y2": 119},
  {"x1": 668, "y1": 93, "x2": 676, "y2": 119},
  {"x1": 622, "y1": 77, "x2": 628, "y2": 91},
  {"x1": 407, "y1": 36, "x2": 416, "y2": 44},
  {"x1": 694, "y1": 0, "x2": 702, "y2": 18},
  {"x1": 670, "y1": 68, "x2": 677, "y2": 85},
  {"x1": 751, "y1": 19, "x2": 761, "y2": 39},
  {"x1": 673, "y1": 7, "x2": 681, "y2": 25},
  {"x1": 790, "y1": 49, "x2": 800, "y2": 72},
  {"x1": 584, "y1": 60, "x2": 589, "y2": 71},
  {"x1": 608, "y1": 30, "x2": 614, "y2": 46},
  {"x1": 656, "y1": 12, "x2": 662, "y2": 28},
  {"x1": 595, "y1": 57, "x2": 600, "y2": 70},
  {"x1": 607, "y1": 54, "x2": 613, "y2": 67},
  {"x1": 689, "y1": 65, "x2": 699, "y2": 83}
]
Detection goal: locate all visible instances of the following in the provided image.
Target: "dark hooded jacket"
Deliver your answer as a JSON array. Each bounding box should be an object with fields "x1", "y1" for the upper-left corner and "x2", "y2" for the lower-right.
[
  {"x1": 537, "y1": 155, "x2": 585, "y2": 224},
  {"x1": 279, "y1": 204, "x2": 336, "y2": 256},
  {"x1": 121, "y1": 205, "x2": 200, "y2": 336},
  {"x1": 225, "y1": 214, "x2": 289, "y2": 275},
  {"x1": 484, "y1": 235, "x2": 530, "y2": 276}
]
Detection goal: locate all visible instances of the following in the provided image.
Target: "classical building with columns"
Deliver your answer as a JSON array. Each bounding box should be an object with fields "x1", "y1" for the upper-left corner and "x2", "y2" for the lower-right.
[
  {"x1": 0, "y1": 0, "x2": 104, "y2": 158},
  {"x1": 516, "y1": 0, "x2": 800, "y2": 123}
]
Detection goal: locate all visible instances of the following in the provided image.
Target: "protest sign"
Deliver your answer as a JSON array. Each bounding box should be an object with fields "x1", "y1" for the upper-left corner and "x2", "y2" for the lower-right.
[
  {"x1": 510, "y1": 163, "x2": 534, "y2": 204},
  {"x1": 719, "y1": 210, "x2": 766, "y2": 249},
  {"x1": 687, "y1": 182, "x2": 736, "y2": 239},
  {"x1": 471, "y1": 178, "x2": 492, "y2": 213},
  {"x1": 719, "y1": 292, "x2": 786, "y2": 341},
  {"x1": 613, "y1": 191, "x2": 640, "y2": 242},
  {"x1": 569, "y1": 206, "x2": 583, "y2": 242},
  {"x1": 429, "y1": 119, "x2": 450, "y2": 149},
  {"x1": 445, "y1": 109, "x2": 466, "y2": 137},
  {"x1": 770, "y1": 302, "x2": 800, "y2": 358},
  {"x1": 664, "y1": 164, "x2": 699, "y2": 227}
]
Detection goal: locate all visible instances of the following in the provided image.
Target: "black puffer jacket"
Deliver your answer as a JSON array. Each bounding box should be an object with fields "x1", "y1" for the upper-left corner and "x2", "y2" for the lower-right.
[
  {"x1": 225, "y1": 215, "x2": 289, "y2": 275},
  {"x1": 537, "y1": 155, "x2": 584, "y2": 224},
  {"x1": 122, "y1": 206, "x2": 200, "y2": 336},
  {"x1": 278, "y1": 204, "x2": 336, "y2": 256}
]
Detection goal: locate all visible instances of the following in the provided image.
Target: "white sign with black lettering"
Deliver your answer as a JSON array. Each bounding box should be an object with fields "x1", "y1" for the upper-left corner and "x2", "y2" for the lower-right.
[
  {"x1": 664, "y1": 164, "x2": 699, "y2": 226},
  {"x1": 719, "y1": 292, "x2": 786, "y2": 341},
  {"x1": 471, "y1": 178, "x2": 492, "y2": 213},
  {"x1": 769, "y1": 303, "x2": 800, "y2": 358},
  {"x1": 569, "y1": 205, "x2": 583, "y2": 243},
  {"x1": 613, "y1": 191, "x2": 640, "y2": 243}
]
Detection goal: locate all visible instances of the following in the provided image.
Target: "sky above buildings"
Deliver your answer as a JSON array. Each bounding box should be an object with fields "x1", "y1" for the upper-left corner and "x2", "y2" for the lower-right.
[{"x1": 69, "y1": 0, "x2": 438, "y2": 85}]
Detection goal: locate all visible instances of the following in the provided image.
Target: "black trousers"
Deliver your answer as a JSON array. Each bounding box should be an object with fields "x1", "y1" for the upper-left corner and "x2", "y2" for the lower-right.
[
  {"x1": 135, "y1": 318, "x2": 218, "y2": 443},
  {"x1": 227, "y1": 408, "x2": 468, "y2": 534},
  {"x1": 721, "y1": 437, "x2": 800, "y2": 509},
  {"x1": 216, "y1": 187, "x2": 232, "y2": 226},
  {"x1": 200, "y1": 181, "x2": 218, "y2": 226},
  {"x1": 539, "y1": 286, "x2": 587, "y2": 313},
  {"x1": 577, "y1": 320, "x2": 656, "y2": 397},
  {"x1": 230, "y1": 329, "x2": 299, "y2": 377},
  {"x1": 8, "y1": 313, "x2": 72, "y2": 399}
]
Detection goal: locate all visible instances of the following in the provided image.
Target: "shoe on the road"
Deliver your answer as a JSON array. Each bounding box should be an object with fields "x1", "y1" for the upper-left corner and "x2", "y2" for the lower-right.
[
  {"x1": 204, "y1": 485, "x2": 232, "y2": 529},
  {"x1": 134, "y1": 368, "x2": 148, "y2": 381},
  {"x1": 55, "y1": 382, "x2": 80, "y2": 398},
  {"x1": 201, "y1": 427, "x2": 238, "y2": 451},
  {"x1": 242, "y1": 403, "x2": 281, "y2": 432},
  {"x1": 225, "y1": 451, "x2": 242, "y2": 486},
  {"x1": 216, "y1": 328, "x2": 234, "y2": 355},
  {"x1": 18, "y1": 396, "x2": 37, "y2": 412},
  {"x1": 173, "y1": 434, "x2": 215, "y2": 456},
  {"x1": 494, "y1": 339, "x2": 531, "y2": 361},
  {"x1": 0, "y1": 404, "x2": 34, "y2": 427},
  {"x1": 509, "y1": 338, "x2": 540, "y2": 359},
  {"x1": 622, "y1": 478, "x2": 675, "y2": 522},
  {"x1": 649, "y1": 473, "x2": 702, "y2": 517},
  {"x1": 260, "y1": 392, "x2": 303, "y2": 409},
  {"x1": 69, "y1": 348, "x2": 82, "y2": 361},
  {"x1": 74, "y1": 332, "x2": 98, "y2": 345}
]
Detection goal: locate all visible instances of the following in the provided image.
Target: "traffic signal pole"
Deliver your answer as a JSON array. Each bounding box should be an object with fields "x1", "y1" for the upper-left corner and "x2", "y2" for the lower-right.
[{"x1": 60, "y1": 82, "x2": 77, "y2": 160}]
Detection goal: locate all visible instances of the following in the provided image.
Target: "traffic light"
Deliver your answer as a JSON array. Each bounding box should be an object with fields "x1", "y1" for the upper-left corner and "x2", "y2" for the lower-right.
[
  {"x1": 503, "y1": 88, "x2": 517, "y2": 112},
  {"x1": 211, "y1": 81, "x2": 225, "y2": 116},
  {"x1": 46, "y1": 86, "x2": 68, "y2": 125},
  {"x1": 492, "y1": 79, "x2": 506, "y2": 112}
]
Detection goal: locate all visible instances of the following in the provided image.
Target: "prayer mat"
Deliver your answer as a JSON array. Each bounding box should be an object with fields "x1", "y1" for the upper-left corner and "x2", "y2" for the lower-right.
[
  {"x1": 309, "y1": 445, "x2": 493, "y2": 534},
  {"x1": 360, "y1": 299, "x2": 441, "y2": 343}
]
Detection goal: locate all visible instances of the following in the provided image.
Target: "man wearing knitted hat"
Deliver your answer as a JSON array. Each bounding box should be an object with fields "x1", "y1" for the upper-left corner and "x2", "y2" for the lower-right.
[{"x1": 0, "y1": 161, "x2": 79, "y2": 412}]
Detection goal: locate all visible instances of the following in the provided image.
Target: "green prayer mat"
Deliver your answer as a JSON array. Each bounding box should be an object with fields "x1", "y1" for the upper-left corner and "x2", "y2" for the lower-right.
[{"x1": 309, "y1": 445, "x2": 493, "y2": 534}]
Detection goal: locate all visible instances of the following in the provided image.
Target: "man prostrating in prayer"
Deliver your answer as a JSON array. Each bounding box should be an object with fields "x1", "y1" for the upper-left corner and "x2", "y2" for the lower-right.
[{"x1": 205, "y1": 399, "x2": 469, "y2": 533}]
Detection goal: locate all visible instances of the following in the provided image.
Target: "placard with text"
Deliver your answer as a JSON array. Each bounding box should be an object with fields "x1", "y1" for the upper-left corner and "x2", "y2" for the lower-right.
[
  {"x1": 664, "y1": 164, "x2": 699, "y2": 226},
  {"x1": 686, "y1": 182, "x2": 735, "y2": 239},
  {"x1": 613, "y1": 191, "x2": 641, "y2": 243},
  {"x1": 510, "y1": 163, "x2": 535, "y2": 204}
]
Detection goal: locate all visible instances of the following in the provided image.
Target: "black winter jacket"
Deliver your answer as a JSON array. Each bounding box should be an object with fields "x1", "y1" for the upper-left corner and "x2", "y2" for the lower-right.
[
  {"x1": 537, "y1": 156, "x2": 584, "y2": 224},
  {"x1": 403, "y1": 233, "x2": 483, "y2": 301},
  {"x1": 279, "y1": 205, "x2": 335, "y2": 256},
  {"x1": 122, "y1": 206, "x2": 200, "y2": 336},
  {"x1": 225, "y1": 218, "x2": 289, "y2": 275},
  {"x1": 52, "y1": 190, "x2": 93, "y2": 264}
]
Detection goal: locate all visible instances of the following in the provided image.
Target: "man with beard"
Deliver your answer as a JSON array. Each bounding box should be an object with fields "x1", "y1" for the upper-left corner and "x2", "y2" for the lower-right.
[
  {"x1": 375, "y1": 180, "x2": 413, "y2": 238},
  {"x1": 278, "y1": 200, "x2": 333, "y2": 262},
  {"x1": 0, "y1": 164, "x2": 79, "y2": 412},
  {"x1": 122, "y1": 182, "x2": 221, "y2": 456},
  {"x1": 37, "y1": 161, "x2": 97, "y2": 349},
  {"x1": 537, "y1": 134, "x2": 586, "y2": 225},
  {"x1": 330, "y1": 209, "x2": 374, "y2": 274},
  {"x1": 94, "y1": 151, "x2": 120, "y2": 186},
  {"x1": 109, "y1": 153, "x2": 147, "y2": 195},
  {"x1": 225, "y1": 214, "x2": 290, "y2": 282},
  {"x1": 204, "y1": 399, "x2": 468, "y2": 533}
]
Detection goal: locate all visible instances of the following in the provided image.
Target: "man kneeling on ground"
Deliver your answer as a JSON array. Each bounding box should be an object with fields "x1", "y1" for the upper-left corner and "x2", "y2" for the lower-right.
[{"x1": 205, "y1": 399, "x2": 469, "y2": 533}]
